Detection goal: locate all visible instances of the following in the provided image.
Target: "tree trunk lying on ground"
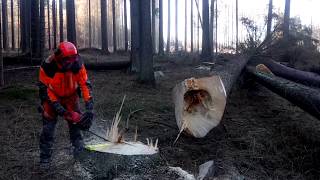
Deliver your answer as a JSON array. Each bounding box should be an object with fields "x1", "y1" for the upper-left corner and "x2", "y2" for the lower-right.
[
  {"x1": 84, "y1": 60, "x2": 131, "y2": 70},
  {"x1": 3, "y1": 55, "x2": 131, "y2": 70},
  {"x1": 173, "y1": 56, "x2": 249, "y2": 138},
  {"x1": 247, "y1": 66, "x2": 320, "y2": 120},
  {"x1": 252, "y1": 58, "x2": 320, "y2": 88}
]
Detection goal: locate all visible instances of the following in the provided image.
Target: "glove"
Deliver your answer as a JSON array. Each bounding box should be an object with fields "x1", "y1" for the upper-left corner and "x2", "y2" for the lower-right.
[
  {"x1": 51, "y1": 101, "x2": 67, "y2": 116},
  {"x1": 77, "y1": 112, "x2": 94, "y2": 130},
  {"x1": 64, "y1": 111, "x2": 81, "y2": 123},
  {"x1": 85, "y1": 99, "x2": 94, "y2": 111}
]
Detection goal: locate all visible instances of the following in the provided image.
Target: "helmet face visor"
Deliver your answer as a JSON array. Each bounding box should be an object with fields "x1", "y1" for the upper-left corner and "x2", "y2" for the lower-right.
[{"x1": 60, "y1": 55, "x2": 79, "y2": 71}]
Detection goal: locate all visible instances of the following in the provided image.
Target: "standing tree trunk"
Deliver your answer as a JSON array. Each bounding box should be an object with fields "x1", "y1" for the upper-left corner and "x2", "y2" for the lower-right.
[
  {"x1": 11, "y1": 0, "x2": 15, "y2": 49},
  {"x1": 235, "y1": 0, "x2": 238, "y2": 53},
  {"x1": 197, "y1": 8, "x2": 199, "y2": 53},
  {"x1": 66, "y1": 0, "x2": 76, "y2": 45},
  {"x1": 59, "y1": 0, "x2": 63, "y2": 42},
  {"x1": 174, "y1": 0, "x2": 178, "y2": 51},
  {"x1": 191, "y1": 0, "x2": 193, "y2": 52},
  {"x1": 201, "y1": 0, "x2": 211, "y2": 61},
  {"x1": 0, "y1": 9, "x2": 4, "y2": 86},
  {"x1": 47, "y1": 0, "x2": 51, "y2": 49},
  {"x1": 40, "y1": 0, "x2": 45, "y2": 58},
  {"x1": 152, "y1": 0, "x2": 156, "y2": 54},
  {"x1": 88, "y1": 0, "x2": 92, "y2": 48},
  {"x1": 112, "y1": 0, "x2": 117, "y2": 52},
  {"x1": 20, "y1": 0, "x2": 31, "y2": 53},
  {"x1": 209, "y1": 0, "x2": 214, "y2": 54},
  {"x1": 266, "y1": 0, "x2": 273, "y2": 40},
  {"x1": 158, "y1": 0, "x2": 164, "y2": 55},
  {"x1": 2, "y1": 0, "x2": 8, "y2": 50},
  {"x1": 31, "y1": 0, "x2": 40, "y2": 57},
  {"x1": 215, "y1": 0, "x2": 218, "y2": 55},
  {"x1": 52, "y1": 0, "x2": 57, "y2": 48},
  {"x1": 166, "y1": 0, "x2": 170, "y2": 53},
  {"x1": 124, "y1": 0, "x2": 128, "y2": 52},
  {"x1": 130, "y1": 0, "x2": 140, "y2": 72},
  {"x1": 101, "y1": 0, "x2": 109, "y2": 53},
  {"x1": 139, "y1": 0, "x2": 154, "y2": 84},
  {"x1": 283, "y1": 0, "x2": 290, "y2": 39},
  {"x1": 184, "y1": 1, "x2": 187, "y2": 51}
]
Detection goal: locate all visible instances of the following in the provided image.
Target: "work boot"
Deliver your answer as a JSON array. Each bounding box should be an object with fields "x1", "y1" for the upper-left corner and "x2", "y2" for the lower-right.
[
  {"x1": 39, "y1": 158, "x2": 51, "y2": 172},
  {"x1": 73, "y1": 145, "x2": 85, "y2": 161}
]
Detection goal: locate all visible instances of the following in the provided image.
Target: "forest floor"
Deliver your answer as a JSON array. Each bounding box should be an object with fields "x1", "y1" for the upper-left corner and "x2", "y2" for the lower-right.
[{"x1": 1, "y1": 53, "x2": 320, "y2": 179}]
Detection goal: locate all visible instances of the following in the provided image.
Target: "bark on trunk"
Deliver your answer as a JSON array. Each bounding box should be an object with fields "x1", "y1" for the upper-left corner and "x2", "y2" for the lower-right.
[
  {"x1": 112, "y1": 0, "x2": 117, "y2": 52},
  {"x1": 59, "y1": 0, "x2": 63, "y2": 42},
  {"x1": 124, "y1": 0, "x2": 128, "y2": 52},
  {"x1": 174, "y1": 0, "x2": 178, "y2": 51},
  {"x1": 152, "y1": 0, "x2": 156, "y2": 54},
  {"x1": 209, "y1": 0, "x2": 214, "y2": 54},
  {"x1": 247, "y1": 67, "x2": 320, "y2": 120},
  {"x1": 254, "y1": 59, "x2": 320, "y2": 88},
  {"x1": 10, "y1": 0, "x2": 14, "y2": 49},
  {"x1": 78, "y1": 143, "x2": 162, "y2": 179},
  {"x1": 20, "y1": 0, "x2": 31, "y2": 53},
  {"x1": 158, "y1": 0, "x2": 164, "y2": 55},
  {"x1": 201, "y1": 0, "x2": 211, "y2": 61},
  {"x1": 266, "y1": 0, "x2": 273, "y2": 40},
  {"x1": 52, "y1": 0, "x2": 57, "y2": 48},
  {"x1": 130, "y1": 0, "x2": 140, "y2": 72},
  {"x1": 66, "y1": 0, "x2": 76, "y2": 45},
  {"x1": 235, "y1": 0, "x2": 238, "y2": 53},
  {"x1": 85, "y1": 60, "x2": 131, "y2": 70},
  {"x1": 2, "y1": 0, "x2": 8, "y2": 50},
  {"x1": 0, "y1": 9, "x2": 4, "y2": 86},
  {"x1": 191, "y1": 0, "x2": 193, "y2": 52},
  {"x1": 40, "y1": 0, "x2": 45, "y2": 58},
  {"x1": 166, "y1": 0, "x2": 170, "y2": 53},
  {"x1": 47, "y1": 0, "x2": 51, "y2": 49},
  {"x1": 184, "y1": 1, "x2": 187, "y2": 51},
  {"x1": 88, "y1": 0, "x2": 92, "y2": 48},
  {"x1": 101, "y1": 0, "x2": 109, "y2": 52},
  {"x1": 284, "y1": 0, "x2": 290, "y2": 39},
  {"x1": 173, "y1": 56, "x2": 249, "y2": 138},
  {"x1": 139, "y1": 0, "x2": 154, "y2": 84},
  {"x1": 31, "y1": 0, "x2": 40, "y2": 57}
]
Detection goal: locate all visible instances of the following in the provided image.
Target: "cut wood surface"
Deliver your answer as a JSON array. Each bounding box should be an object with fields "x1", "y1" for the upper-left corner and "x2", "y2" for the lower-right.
[
  {"x1": 247, "y1": 66, "x2": 320, "y2": 120},
  {"x1": 253, "y1": 58, "x2": 320, "y2": 88},
  {"x1": 173, "y1": 56, "x2": 249, "y2": 138}
]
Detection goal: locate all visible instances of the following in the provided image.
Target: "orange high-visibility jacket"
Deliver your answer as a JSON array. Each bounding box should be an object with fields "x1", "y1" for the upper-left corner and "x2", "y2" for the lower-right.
[{"x1": 39, "y1": 55, "x2": 92, "y2": 102}]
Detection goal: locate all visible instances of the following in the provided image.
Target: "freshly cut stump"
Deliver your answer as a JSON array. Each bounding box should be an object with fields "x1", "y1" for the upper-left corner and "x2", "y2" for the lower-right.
[
  {"x1": 78, "y1": 139, "x2": 162, "y2": 179},
  {"x1": 173, "y1": 76, "x2": 227, "y2": 138}
]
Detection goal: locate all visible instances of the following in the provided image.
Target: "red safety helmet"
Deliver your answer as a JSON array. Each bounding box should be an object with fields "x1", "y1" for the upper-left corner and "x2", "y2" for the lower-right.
[
  {"x1": 54, "y1": 42, "x2": 81, "y2": 71},
  {"x1": 55, "y1": 41, "x2": 78, "y2": 58}
]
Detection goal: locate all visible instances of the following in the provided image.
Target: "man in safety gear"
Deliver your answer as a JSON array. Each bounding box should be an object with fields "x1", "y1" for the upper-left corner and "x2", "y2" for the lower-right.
[{"x1": 38, "y1": 41, "x2": 94, "y2": 170}]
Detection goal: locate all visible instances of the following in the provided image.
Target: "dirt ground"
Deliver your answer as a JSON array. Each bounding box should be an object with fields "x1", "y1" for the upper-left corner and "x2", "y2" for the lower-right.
[{"x1": 1, "y1": 54, "x2": 320, "y2": 179}]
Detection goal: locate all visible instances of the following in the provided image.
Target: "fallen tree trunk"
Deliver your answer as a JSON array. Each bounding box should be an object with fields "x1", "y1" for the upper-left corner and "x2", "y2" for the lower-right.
[
  {"x1": 4, "y1": 55, "x2": 130, "y2": 70},
  {"x1": 252, "y1": 58, "x2": 320, "y2": 88},
  {"x1": 84, "y1": 60, "x2": 131, "y2": 70},
  {"x1": 247, "y1": 66, "x2": 320, "y2": 120},
  {"x1": 173, "y1": 56, "x2": 249, "y2": 138}
]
